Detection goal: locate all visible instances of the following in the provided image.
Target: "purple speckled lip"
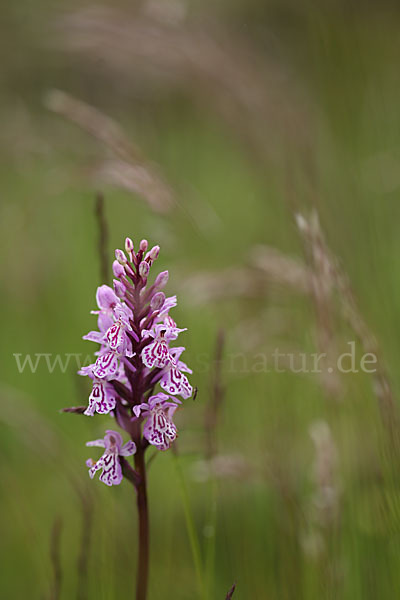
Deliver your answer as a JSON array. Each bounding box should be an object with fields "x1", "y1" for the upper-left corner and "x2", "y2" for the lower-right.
[{"x1": 86, "y1": 430, "x2": 136, "y2": 486}]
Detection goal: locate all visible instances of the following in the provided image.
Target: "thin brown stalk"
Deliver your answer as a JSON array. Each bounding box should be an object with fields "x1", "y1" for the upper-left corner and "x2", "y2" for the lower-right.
[
  {"x1": 120, "y1": 457, "x2": 142, "y2": 488},
  {"x1": 94, "y1": 193, "x2": 109, "y2": 284},
  {"x1": 225, "y1": 583, "x2": 236, "y2": 599},
  {"x1": 61, "y1": 406, "x2": 87, "y2": 414},
  {"x1": 132, "y1": 421, "x2": 150, "y2": 600},
  {"x1": 49, "y1": 517, "x2": 63, "y2": 600},
  {"x1": 205, "y1": 329, "x2": 226, "y2": 460}
]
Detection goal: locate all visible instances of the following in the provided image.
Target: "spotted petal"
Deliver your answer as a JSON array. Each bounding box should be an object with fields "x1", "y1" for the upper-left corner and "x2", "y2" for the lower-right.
[
  {"x1": 86, "y1": 438, "x2": 106, "y2": 448},
  {"x1": 160, "y1": 366, "x2": 192, "y2": 399},
  {"x1": 97, "y1": 312, "x2": 114, "y2": 333},
  {"x1": 141, "y1": 340, "x2": 171, "y2": 368},
  {"x1": 143, "y1": 406, "x2": 177, "y2": 451},
  {"x1": 105, "y1": 321, "x2": 128, "y2": 352},
  {"x1": 120, "y1": 440, "x2": 136, "y2": 456},
  {"x1": 113, "y1": 303, "x2": 133, "y2": 327},
  {"x1": 84, "y1": 381, "x2": 117, "y2": 416},
  {"x1": 158, "y1": 295, "x2": 177, "y2": 320},
  {"x1": 93, "y1": 351, "x2": 119, "y2": 379},
  {"x1": 88, "y1": 452, "x2": 123, "y2": 486},
  {"x1": 83, "y1": 330, "x2": 105, "y2": 344},
  {"x1": 132, "y1": 402, "x2": 149, "y2": 419}
]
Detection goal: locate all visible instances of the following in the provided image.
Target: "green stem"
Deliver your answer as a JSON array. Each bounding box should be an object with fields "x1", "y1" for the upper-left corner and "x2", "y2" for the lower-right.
[
  {"x1": 172, "y1": 453, "x2": 205, "y2": 599},
  {"x1": 204, "y1": 478, "x2": 218, "y2": 598}
]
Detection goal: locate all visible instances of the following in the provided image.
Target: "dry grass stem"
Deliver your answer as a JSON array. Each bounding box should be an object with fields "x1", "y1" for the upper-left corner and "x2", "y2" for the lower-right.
[
  {"x1": 296, "y1": 212, "x2": 342, "y2": 397},
  {"x1": 250, "y1": 245, "x2": 312, "y2": 294},
  {"x1": 192, "y1": 454, "x2": 252, "y2": 483},
  {"x1": 45, "y1": 89, "x2": 173, "y2": 213},
  {"x1": 297, "y1": 211, "x2": 400, "y2": 448},
  {"x1": 309, "y1": 420, "x2": 339, "y2": 528},
  {"x1": 57, "y1": 7, "x2": 313, "y2": 165},
  {"x1": 183, "y1": 267, "x2": 267, "y2": 305}
]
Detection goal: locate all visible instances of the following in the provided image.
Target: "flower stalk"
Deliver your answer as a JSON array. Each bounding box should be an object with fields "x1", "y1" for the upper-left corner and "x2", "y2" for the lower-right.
[{"x1": 134, "y1": 439, "x2": 149, "y2": 600}]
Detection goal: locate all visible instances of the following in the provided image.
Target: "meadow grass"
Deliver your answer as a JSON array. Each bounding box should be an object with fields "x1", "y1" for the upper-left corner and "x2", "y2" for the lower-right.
[{"x1": 2, "y1": 3, "x2": 400, "y2": 598}]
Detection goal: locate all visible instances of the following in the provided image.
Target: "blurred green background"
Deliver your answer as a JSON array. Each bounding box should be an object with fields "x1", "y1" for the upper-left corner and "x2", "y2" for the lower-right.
[{"x1": 2, "y1": 1, "x2": 400, "y2": 598}]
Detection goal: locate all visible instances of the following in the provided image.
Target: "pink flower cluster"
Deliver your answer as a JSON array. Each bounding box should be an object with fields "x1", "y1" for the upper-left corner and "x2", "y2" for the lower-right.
[{"x1": 75, "y1": 237, "x2": 193, "y2": 485}]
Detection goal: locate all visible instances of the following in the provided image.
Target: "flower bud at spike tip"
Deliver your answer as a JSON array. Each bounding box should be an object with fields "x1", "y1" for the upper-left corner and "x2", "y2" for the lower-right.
[
  {"x1": 150, "y1": 292, "x2": 165, "y2": 311},
  {"x1": 139, "y1": 261, "x2": 150, "y2": 278},
  {"x1": 113, "y1": 260, "x2": 125, "y2": 278},
  {"x1": 113, "y1": 279, "x2": 125, "y2": 298},
  {"x1": 148, "y1": 245, "x2": 160, "y2": 261},
  {"x1": 125, "y1": 237, "x2": 135, "y2": 261},
  {"x1": 140, "y1": 239, "x2": 148, "y2": 252},
  {"x1": 154, "y1": 270, "x2": 169, "y2": 289},
  {"x1": 125, "y1": 237, "x2": 134, "y2": 253},
  {"x1": 115, "y1": 249, "x2": 127, "y2": 265}
]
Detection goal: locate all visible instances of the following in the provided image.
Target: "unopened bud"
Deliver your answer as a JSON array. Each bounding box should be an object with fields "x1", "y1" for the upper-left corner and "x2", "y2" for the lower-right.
[
  {"x1": 112, "y1": 260, "x2": 125, "y2": 278},
  {"x1": 125, "y1": 237, "x2": 134, "y2": 253},
  {"x1": 147, "y1": 245, "x2": 160, "y2": 261},
  {"x1": 150, "y1": 291, "x2": 165, "y2": 311},
  {"x1": 115, "y1": 249, "x2": 127, "y2": 265},
  {"x1": 154, "y1": 270, "x2": 169, "y2": 289},
  {"x1": 140, "y1": 239, "x2": 148, "y2": 252},
  {"x1": 125, "y1": 237, "x2": 135, "y2": 261},
  {"x1": 139, "y1": 261, "x2": 150, "y2": 278},
  {"x1": 113, "y1": 279, "x2": 125, "y2": 298}
]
